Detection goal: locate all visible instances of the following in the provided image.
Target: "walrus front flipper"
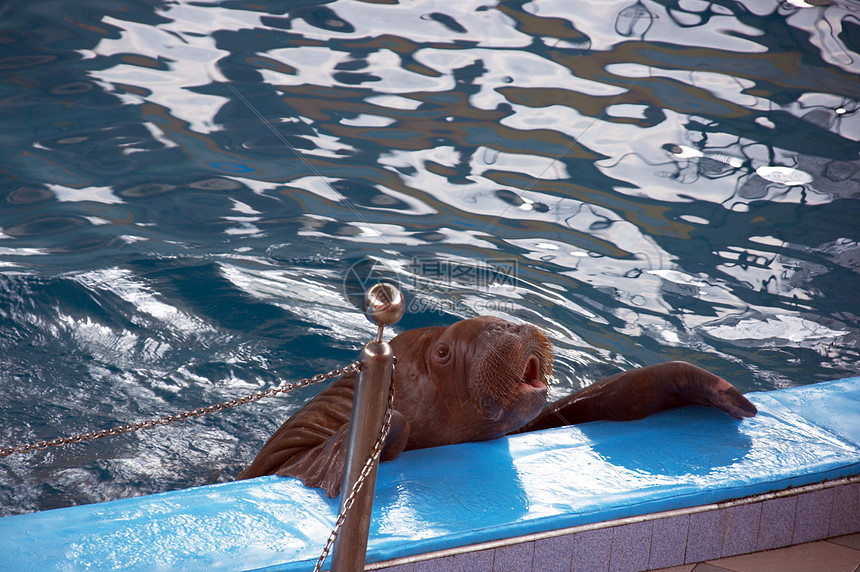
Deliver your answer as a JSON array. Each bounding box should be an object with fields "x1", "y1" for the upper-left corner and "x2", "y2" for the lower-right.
[
  {"x1": 238, "y1": 374, "x2": 358, "y2": 483},
  {"x1": 238, "y1": 369, "x2": 411, "y2": 497},
  {"x1": 276, "y1": 410, "x2": 410, "y2": 497},
  {"x1": 519, "y1": 361, "x2": 757, "y2": 432},
  {"x1": 277, "y1": 423, "x2": 352, "y2": 496}
]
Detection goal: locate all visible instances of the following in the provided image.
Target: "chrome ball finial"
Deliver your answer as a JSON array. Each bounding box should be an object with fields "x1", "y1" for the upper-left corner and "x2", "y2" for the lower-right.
[{"x1": 366, "y1": 283, "x2": 404, "y2": 339}]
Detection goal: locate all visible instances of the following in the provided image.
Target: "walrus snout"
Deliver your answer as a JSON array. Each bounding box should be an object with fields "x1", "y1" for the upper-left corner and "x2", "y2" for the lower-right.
[{"x1": 469, "y1": 320, "x2": 553, "y2": 418}]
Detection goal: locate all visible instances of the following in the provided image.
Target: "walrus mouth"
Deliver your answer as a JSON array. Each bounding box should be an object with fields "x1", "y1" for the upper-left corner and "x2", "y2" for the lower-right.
[{"x1": 520, "y1": 354, "x2": 546, "y2": 390}]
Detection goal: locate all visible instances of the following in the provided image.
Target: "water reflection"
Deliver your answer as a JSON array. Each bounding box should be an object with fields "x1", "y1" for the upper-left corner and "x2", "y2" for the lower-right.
[{"x1": 0, "y1": 0, "x2": 858, "y2": 514}]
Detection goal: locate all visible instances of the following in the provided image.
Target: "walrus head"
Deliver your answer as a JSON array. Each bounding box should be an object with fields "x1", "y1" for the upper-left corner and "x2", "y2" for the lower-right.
[
  {"x1": 466, "y1": 317, "x2": 554, "y2": 417},
  {"x1": 239, "y1": 315, "x2": 555, "y2": 496},
  {"x1": 390, "y1": 315, "x2": 553, "y2": 449}
]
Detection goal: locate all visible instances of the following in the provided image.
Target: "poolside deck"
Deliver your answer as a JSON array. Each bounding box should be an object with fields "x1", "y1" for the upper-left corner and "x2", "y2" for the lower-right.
[
  {"x1": 368, "y1": 476, "x2": 860, "y2": 571},
  {"x1": 659, "y1": 533, "x2": 860, "y2": 572}
]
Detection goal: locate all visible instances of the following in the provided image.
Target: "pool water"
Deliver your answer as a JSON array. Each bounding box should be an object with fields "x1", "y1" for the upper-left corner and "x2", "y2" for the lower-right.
[{"x1": 1, "y1": 0, "x2": 858, "y2": 516}]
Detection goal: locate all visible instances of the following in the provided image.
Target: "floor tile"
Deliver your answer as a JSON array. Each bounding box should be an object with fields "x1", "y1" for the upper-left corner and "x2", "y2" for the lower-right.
[
  {"x1": 830, "y1": 483, "x2": 860, "y2": 537},
  {"x1": 414, "y1": 556, "x2": 452, "y2": 572},
  {"x1": 829, "y1": 533, "x2": 860, "y2": 551},
  {"x1": 492, "y1": 541, "x2": 534, "y2": 571},
  {"x1": 609, "y1": 521, "x2": 652, "y2": 572},
  {"x1": 756, "y1": 496, "x2": 796, "y2": 551},
  {"x1": 649, "y1": 514, "x2": 690, "y2": 569},
  {"x1": 793, "y1": 487, "x2": 834, "y2": 544},
  {"x1": 686, "y1": 510, "x2": 724, "y2": 563},
  {"x1": 705, "y1": 540, "x2": 860, "y2": 572},
  {"x1": 721, "y1": 503, "x2": 760, "y2": 557},
  {"x1": 533, "y1": 534, "x2": 573, "y2": 572},
  {"x1": 377, "y1": 563, "x2": 413, "y2": 572},
  {"x1": 451, "y1": 549, "x2": 494, "y2": 572},
  {"x1": 570, "y1": 528, "x2": 611, "y2": 572}
]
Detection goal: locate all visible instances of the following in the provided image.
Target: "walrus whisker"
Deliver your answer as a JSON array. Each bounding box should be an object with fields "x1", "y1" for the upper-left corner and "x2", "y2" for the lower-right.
[{"x1": 468, "y1": 323, "x2": 554, "y2": 416}]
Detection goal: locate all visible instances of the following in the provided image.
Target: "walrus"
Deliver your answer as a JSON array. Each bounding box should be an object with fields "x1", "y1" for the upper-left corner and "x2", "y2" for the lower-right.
[{"x1": 239, "y1": 316, "x2": 756, "y2": 496}]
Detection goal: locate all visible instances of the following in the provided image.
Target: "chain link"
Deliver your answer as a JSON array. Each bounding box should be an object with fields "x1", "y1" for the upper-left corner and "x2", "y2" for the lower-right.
[
  {"x1": 0, "y1": 361, "x2": 362, "y2": 458},
  {"x1": 1, "y1": 355, "x2": 394, "y2": 572},
  {"x1": 313, "y1": 381, "x2": 396, "y2": 572}
]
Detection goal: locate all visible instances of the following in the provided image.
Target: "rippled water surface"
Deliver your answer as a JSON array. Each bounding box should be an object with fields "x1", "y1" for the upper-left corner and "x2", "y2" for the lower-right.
[{"x1": 1, "y1": 0, "x2": 859, "y2": 515}]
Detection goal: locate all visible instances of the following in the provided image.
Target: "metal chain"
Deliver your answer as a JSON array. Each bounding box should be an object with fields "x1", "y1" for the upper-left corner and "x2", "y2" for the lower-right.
[
  {"x1": 0, "y1": 361, "x2": 362, "y2": 458},
  {"x1": 2, "y1": 355, "x2": 394, "y2": 572},
  {"x1": 313, "y1": 382, "x2": 396, "y2": 572}
]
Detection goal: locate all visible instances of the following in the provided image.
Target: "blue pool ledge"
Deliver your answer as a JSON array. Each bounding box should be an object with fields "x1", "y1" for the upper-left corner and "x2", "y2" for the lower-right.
[{"x1": 0, "y1": 376, "x2": 859, "y2": 571}]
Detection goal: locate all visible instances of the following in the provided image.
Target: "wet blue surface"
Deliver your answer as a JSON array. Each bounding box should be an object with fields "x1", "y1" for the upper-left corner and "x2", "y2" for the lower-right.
[
  {"x1": 1, "y1": 0, "x2": 859, "y2": 515},
  {"x1": 0, "y1": 377, "x2": 858, "y2": 571}
]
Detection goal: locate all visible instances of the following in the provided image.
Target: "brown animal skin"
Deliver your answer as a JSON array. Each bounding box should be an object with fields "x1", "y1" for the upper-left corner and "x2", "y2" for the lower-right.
[
  {"x1": 239, "y1": 316, "x2": 553, "y2": 496},
  {"x1": 515, "y1": 361, "x2": 757, "y2": 433},
  {"x1": 239, "y1": 317, "x2": 756, "y2": 496}
]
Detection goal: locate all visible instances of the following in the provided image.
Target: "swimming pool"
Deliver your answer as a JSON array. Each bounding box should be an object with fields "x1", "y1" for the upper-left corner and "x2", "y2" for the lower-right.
[{"x1": 1, "y1": 0, "x2": 858, "y2": 516}]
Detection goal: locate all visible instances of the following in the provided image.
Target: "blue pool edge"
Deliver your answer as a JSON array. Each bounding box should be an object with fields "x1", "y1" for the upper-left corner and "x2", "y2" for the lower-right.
[{"x1": 0, "y1": 376, "x2": 858, "y2": 571}]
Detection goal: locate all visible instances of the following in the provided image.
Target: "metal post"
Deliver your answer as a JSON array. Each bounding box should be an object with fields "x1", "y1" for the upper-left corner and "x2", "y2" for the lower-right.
[{"x1": 330, "y1": 283, "x2": 403, "y2": 572}]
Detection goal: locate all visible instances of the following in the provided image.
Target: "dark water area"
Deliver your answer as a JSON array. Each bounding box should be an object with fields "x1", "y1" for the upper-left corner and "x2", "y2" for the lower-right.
[{"x1": 1, "y1": 0, "x2": 858, "y2": 515}]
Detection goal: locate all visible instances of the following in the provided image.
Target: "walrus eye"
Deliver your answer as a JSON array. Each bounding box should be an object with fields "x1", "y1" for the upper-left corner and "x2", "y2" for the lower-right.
[{"x1": 435, "y1": 345, "x2": 450, "y2": 363}]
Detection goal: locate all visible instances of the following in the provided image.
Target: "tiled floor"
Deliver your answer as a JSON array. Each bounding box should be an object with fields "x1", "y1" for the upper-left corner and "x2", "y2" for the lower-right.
[
  {"x1": 373, "y1": 533, "x2": 860, "y2": 571},
  {"x1": 653, "y1": 533, "x2": 860, "y2": 572},
  {"x1": 372, "y1": 479, "x2": 860, "y2": 571}
]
